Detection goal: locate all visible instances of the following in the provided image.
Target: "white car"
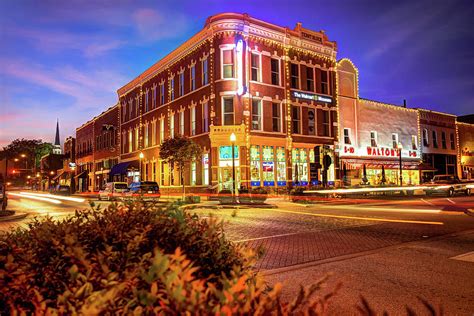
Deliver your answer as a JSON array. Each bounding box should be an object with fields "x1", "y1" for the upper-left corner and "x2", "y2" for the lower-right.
[{"x1": 98, "y1": 182, "x2": 129, "y2": 201}]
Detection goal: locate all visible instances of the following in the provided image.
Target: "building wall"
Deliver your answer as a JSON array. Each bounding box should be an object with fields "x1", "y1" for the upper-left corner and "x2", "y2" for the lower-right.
[{"x1": 458, "y1": 122, "x2": 474, "y2": 179}]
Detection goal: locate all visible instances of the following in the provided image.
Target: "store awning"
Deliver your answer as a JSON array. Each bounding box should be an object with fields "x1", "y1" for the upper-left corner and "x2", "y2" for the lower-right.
[
  {"x1": 74, "y1": 170, "x2": 88, "y2": 179},
  {"x1": 343, "y1": 159, "x2": 428, "y2": 170},
  {"x1": 109, "y1": 161, "x2": 139, "y2": 176}
]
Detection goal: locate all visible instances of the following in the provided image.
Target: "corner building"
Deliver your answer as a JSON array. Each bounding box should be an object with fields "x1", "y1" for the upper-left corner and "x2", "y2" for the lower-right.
[{"x1": 117, "y1": 13, "x2": 338, "y2": 192}]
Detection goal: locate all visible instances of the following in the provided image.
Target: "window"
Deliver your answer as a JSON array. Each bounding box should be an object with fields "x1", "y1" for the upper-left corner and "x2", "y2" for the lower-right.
[
  {"x1": 423, "y1": 129, "x2": 429, "y2": 146},
  {"x1": 222, "y1": 97, "x2": 234, "y2": 125},
  {"x1": 222, "y1": 49, "x2": 234, "y2": 78},
  {"x1": 122, "y1": 102, "x2": 126, "y2": 122},
  {"x1": 251, "y1": 53, "x2": 260, "y2": 81},
  {"x1": 128, "y1": 99, "x2": 133, "y2": 120},
  {"x1": 179, "y1": 111, "x2": 185, "y2": 135},
  {"x1": 251, "y1": 99, "x2": 262, "y2": 130},
  {"x1": 145, "y1": 89, "x2": 149, "y2": 112},
  {"x1": 272, "y1": 103, "x2": 281, "y2": 132},
  {"x1": 291, "y1": 64, "x2": 299, "y2": 89},
  {"x1": 160, "y1": 162, "x2": 165, "y2": 186},
  {"x1": 160, "y1": 83, "x2": 165, "y2": 105},
  {"x1": 135, "y1": 128, "x2": 139, "y2": 150},
  {"x1": 320, "y1": 70, "x2": 329, "y2": 94},
  {"x1": 152, "y1": 85, "x2": 157, "y2": 108},
  {"x1": 170, "y1": 114, "x2": 175, "y2": 138},
  {"x1": 392, "y1": 133, "x2": 399, "y2": 148},
  {"x1": 202, "y1": 102, "x2": 209, "y2": 133},
  {"x1": 441, "y1": 131, "x2": 447, "y2": 149},
  {"x1": 191, "y1": 161, "x2": 196, "y2": 186},
  {"x1": 308, "y1": 108, "x2": 316, "y2": 135},
  {"x1": 160, "y1": 118, "x2": 164, "y2": 143},
  {"x1": 370, "y1": 131, "x2": 377, "y2": 147},
  {"x1": 306, "y1": 67, "x2": 314, "y2": 91},
  {"x1": 202, "y1": 58, "x2": 208, "y2": 85},
  {"x1": 271, "y1": 58, "x2": 280, "y2": 85},
  {"x1": 179, "y1": 72, "x2": 185, "y2": 97},
  {"x1": 450, "y1": 133, "x2": 455, "y2": 149},
  {"x1": 432, "y1": 131, "x2": 438, "y2": 148},
  {"x1": 190, "y1": 65, "x2": 196, "y2": 91},
  {"x1": 128, "y1": 130, "x2": 132, "y2": 152},
  {"x1": 411, "y1": 135, "x2": 417, "y2": 150},
  {"x1": 152, "y1": 121, "x2": 156, "y2": 145},
  {"x1": 203, "y1": 153, "x2": 209, "y2": 185},
  {"x1": 292, "y1": 106, "x2": 300, "y2": 134},
  {"x1": 344, "y1": 128, "x2": 351, "y2": 144},
  {"x1": 135, "y1": 97, "x2": 139, "y2": 117},
  {"x1": 191, "y1": 107, "x2": 196, "y2": 136},
  {"x1": 170, "y1": 78, "x2": 175, "y2": 101},
  {"x1": 321, "y1": 111, "x2": 330, "y2": 136},
  {"x1": 144, "y1": 124, "x2": 148, "y2": 147}
]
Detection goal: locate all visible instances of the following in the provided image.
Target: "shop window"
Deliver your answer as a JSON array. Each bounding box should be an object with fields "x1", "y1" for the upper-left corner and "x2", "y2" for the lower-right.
[
  {"x1": 450, "y1": 133, "x2": 455, "y2": 149},
  {"x1": 250, "y1": 145, "x2": 261, "y2": 185},
  {"x1": 432, "y1": 131, "x2": 438, "y2": 148},
  {"x1": 202, "y1": 58, "x2": 209, "y2": 85},
  {"x1": 392, "y1": 133, "x2": 399, "y2": 148},
  {"x1": 170, "y1": 114, "x2": 175, "y2": 138},
  {"x1": 292, "y1": 148, "x2": 308, "y2": 184},
  {"x1": 320, "y1": 70, "x2": 329, "y2": 94},
  {"x1": 292, "y1": 106, "x2": 300, "y2": 134},
  {"x1": 308, "y1": 108, "x2": 316, "y2": 135},
  {"x1": 191, "y1": 107, "x2": 196, "y2": 136},
  {"x1": 411, "y1": 135, "x2": 417, "y2": 150},
  {"x1": 222, "y1": 97, "x2": 234, "y2": 125},
  {"x1": 179, "y1": 72, "x2": 185, "y2": 97},
  {"x1": 251, "y1": 98, "x2": 262, "y2": 130},
  {"x1": 203, "y1": 154, "x2": 209, "y2": 185},
  {"x1": 441, "y1": 131, "x2": 447, "y2": 149},
  {"x1": 306, "y1": 67, "x2": 314, "y2": 91},
  {"x1": 191, "y1": 161, "x2": 196, "y2": 186},
  {"x1": 159, "y1": 118, "x2": 164, "y2": 144},
  {"x1": 222, "y1": 49, "x2": 234, "y2": 78},
  {"x1": 276, "y1": 147, "x2": 286, "y2": 185},
  {"x1": 190, "y1": 65, "x2": 196, "y2": 91},
  {"x1": 291, "y1": 63, "x2": 299, "y2": 89},
  {"x1": 262, "y1": 146, "x2": 275, "y2": 185},
  {"x1": 170, "y1": 78, "x2": 175, "y2": 101},
  {"x1": 272, "y1": 103, "x2": 281, "y2": 132},
  {"x1": 321, "y1": 111, "x2": 330, "y2": 136},
  {"x1": 423, "y1": 129, "x2": 429, "y2": 146},
  {"x1": 251, "y1": 53, "x2": 260, "y2": 81},
  {"x1": 344, "y1": 128, "x2": 351, "y2": 144},
  {"x1": 160, "y1": 83, "x2": 165, "y2": 105},
  {"x1": 202, "y1": 102, "x2": 209, "y2": 132},
  {"x1": 179, "y1": 111, "x2": 185, "y2": 136},
  {"x1": 271, "y1": 58, "x2": 280, "y2": 85},
  {"x1": 370, "y1": 131, "x2": 378, "y2": 147}
]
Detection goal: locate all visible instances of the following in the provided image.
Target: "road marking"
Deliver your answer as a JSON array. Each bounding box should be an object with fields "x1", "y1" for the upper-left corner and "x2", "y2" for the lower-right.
[
  {"x1": 8, "y1": 192, "x2": 62, "y2": 204},
  {"x1": 269, "y1": 209, "x2": 444, "y2": 225},
  {"x1": 235, "y1": 232, "x2": 301, "y2": 243},
  {"x1": 446, "y1": 198, "x2": 456, "y2": 204},
  {"x1": 421, "y1": 198, "x2": 436, "y2": 206},
  {"x1": 450, "y1": 251, "x2": 474, "y2": 263},
  {"x1": 327, "y1": 205, "x2": 441, "y2": 214}
]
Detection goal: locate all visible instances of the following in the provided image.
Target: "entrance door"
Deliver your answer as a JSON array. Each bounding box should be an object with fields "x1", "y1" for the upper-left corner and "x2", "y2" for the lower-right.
[{"x1": 219, "y1": 167, "x2": 240, "y2": 192}]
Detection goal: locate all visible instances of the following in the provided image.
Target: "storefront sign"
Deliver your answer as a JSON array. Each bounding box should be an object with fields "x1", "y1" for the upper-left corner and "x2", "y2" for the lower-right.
[
  {"x1": 301, "y1": 32, "x2": 323, "y2": 43},
  {"x1": 292, "y1": 91, "x2": 333, "y2": 104},
  {"x1": 342, "y1": 145, "x2": 418, "y2": 158}
]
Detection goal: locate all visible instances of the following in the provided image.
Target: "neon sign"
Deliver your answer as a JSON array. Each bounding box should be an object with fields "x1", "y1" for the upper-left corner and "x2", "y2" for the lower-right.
[
  {"x1": 292, "y1": 91, "x2": 332, "y2": 103},
  {"x1": 236, "y1": 38, "x2": 246, "y2": 96}
]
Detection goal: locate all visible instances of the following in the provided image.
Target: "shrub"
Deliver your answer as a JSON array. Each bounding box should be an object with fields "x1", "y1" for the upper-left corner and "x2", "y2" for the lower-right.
[
  {"x1": 0, "y1": 201, "x2": 340, "y2": 314},
  {"x1": 217, "y1": 189, "x2": 234, "y2": 204}
]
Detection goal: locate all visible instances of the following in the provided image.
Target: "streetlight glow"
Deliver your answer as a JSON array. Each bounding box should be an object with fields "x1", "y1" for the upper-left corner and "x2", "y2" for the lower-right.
[
  {"x1": 230, "y1": 133, "x2": 236, "y2": 142},
  {"x1": 139, "y1": 152, "x2": 144, "y2": 159}
]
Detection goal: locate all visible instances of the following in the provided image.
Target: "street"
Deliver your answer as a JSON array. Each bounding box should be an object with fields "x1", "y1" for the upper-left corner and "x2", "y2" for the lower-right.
[{"x1": 3, "y1": 192, "x2": 474, "y2": 314}]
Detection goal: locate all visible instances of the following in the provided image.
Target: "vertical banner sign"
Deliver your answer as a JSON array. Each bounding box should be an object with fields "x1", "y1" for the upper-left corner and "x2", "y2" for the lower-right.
[{"x1": 235, "y1": 36, "x2": 247, "y2": 96}]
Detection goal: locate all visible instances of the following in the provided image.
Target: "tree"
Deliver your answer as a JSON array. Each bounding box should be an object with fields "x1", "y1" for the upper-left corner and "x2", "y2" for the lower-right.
[
  {"x1": 159, "y1": 136, "x2": 202, "y2": 198},
  {"x1": 0, "y1": 139, "x2": 53, "y2": 169}
]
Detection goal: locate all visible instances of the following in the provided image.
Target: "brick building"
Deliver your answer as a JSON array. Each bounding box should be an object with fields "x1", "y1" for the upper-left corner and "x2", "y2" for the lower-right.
[
  {"x1": 75, "y1": 120, "x2": 94, "y2": 192},
  {"x1": 115, "y1": 13, "x2": 338, "y2": 192},
  {"x1": 457, "y1": 121, "x2": 474, "y2": 179}
]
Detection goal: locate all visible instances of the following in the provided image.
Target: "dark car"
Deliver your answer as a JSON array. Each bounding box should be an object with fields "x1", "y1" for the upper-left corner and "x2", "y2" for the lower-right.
[
  {"x1": 51, "y1": 184, "x2": 71, "y2": 196},
  {"x1": 126, "y1": 181, "x2": 160, "y2": 201}
]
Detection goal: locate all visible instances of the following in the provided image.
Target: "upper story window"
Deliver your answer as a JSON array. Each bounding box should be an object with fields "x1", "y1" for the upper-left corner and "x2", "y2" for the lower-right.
[
  {"x1": 222, "y1": 49, "x2": 234, "y2": 78},
  {"x1": 160, "y1": 83, "x2": 165, "y2": 105},
  {"x1": 423, "y1": 128, "x2": 429, "y2": 146},
  {"x1": 191, "y1": 107, "x2": 196, "y2": 136},
  {"x1": 159, "y1": 118, "x2": 165, "y2": 144},
  {"x1": 292, "y1": 106, "x2": 300, "y2": 134},
  {"x1": 251, "y1": 98, "x2": 262, "y2": 130},
  {"x1": 128, "y1": 130, "x2": 132, "y2": 153},
  {"x1": 170, "y1": 78, "x2": 175, "y2": 101},
  {"x1": 170, "y1": 113, "x2": 175, "y2": 138},
  {"x1": 306, "y1": 67, "x2": 314, "y2": 92},
  {"x1": 179, "y1": 111, "x2": 185, "y2": 136},
  {"x1": 272, "y1": 102, "x2": 281, "y2": 132},
  {"x1": 321, "y1": 111, "x2": 330, "y2": 136},
  {"x1": 412, "y1": 135, "x2": 417, "y2": 150},
  {"x1": 432, "y1": 130, "x2": 438, "y2": 148},
  {"x1": 450, "y1": 133, "x2": 455, "y2": 150},
  {"x1": 290, "y1": 64, "x2": 299, "y2": 89},
  {"x1": 222, "y1": 97, "x2": 234, "y2": 125},
  {"x1": 251, "y1": 53, "x2": 260, "y2": 81},
  {"x1": 144, "y1": 123, "x2": 149, "y2": 147},
  {"x1": 320, "y1": 70, "x2": 329, "y2": 94},
  {"x1": 308, "y1": 108, "x2": 316, "y2": 135},
  {"x1": 190, "y1": 65, "x2": 196, "y2": 91},
  {"x1": 152, "y1": 121, "x2": 156, "y2": 146},
  {"x1": 128, "y1": 99, "x2": 133, "y2": 120},
  {"x1": 344, "y1": 128, "x2": 351, "y2": 144},
  {"x1": 370, "y1": 131, "x2": 378, "y2": 147},
  {"x1": 179, "y1": 72, "x2": 185, "y2": 97},
  {"x1": 271, "y1": 58, "x2": 280, "y2": 85},
  {"x1": 135, "y1": 127, "x2": 139, "y2": 151},
  {"x1": 202, "y1": 58, "x2": 209, "y2": 85},
  {"x1": 152, "y1": 85, "x2": 157, "y2": 108},
  {"x1": 145, "y1": 90, "x2": 149, "y2": 112},
  {"x1": 392, "y1": 133, "x2": 399, "y2": 148},
  {"x1": 441, "y1": 131, "x2": 447, "y2": 149},
  {"x1": 202, "y1": 102, "x2": 209, "y2": 133}
]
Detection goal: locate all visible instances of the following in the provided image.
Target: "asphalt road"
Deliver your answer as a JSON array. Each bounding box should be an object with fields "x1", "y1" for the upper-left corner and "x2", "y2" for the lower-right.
[{"x1": 3, "y1": 192, "x2": 474, "y2": 314}]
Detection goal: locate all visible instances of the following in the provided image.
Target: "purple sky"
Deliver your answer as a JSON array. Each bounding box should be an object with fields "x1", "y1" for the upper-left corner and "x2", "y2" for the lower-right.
[{"x1": 1, "y1": 0, "x2": 473, "y2": 148}]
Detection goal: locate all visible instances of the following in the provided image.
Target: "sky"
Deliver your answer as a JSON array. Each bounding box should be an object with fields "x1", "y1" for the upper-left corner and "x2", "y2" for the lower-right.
[{"x1": 1, "y1": 0, "x2": 473, "y2": 148}]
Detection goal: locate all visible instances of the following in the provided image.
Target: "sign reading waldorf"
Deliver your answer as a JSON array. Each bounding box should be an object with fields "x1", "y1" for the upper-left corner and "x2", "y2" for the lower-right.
[
  {"x1": 342, "y1": 145, "x2": 418, "y2": 158},
  {"x1": 292, "y1": 91, "x2": 333, "y2": 104}
]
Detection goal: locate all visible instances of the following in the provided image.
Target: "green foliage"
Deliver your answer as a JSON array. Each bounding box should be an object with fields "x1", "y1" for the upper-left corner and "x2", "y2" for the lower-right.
[
  {"x1": 0, "y1": 201, "x2": 338, "y2": 314},
  {"x1": 0, "y1": 138, "x2": 52, "y2": 168},
  {"x1": 158, "y1": 136, "x2": 202, "y2": 171}
]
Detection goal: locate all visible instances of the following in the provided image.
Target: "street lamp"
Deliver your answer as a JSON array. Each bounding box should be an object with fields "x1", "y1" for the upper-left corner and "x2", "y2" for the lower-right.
[
  {"x1": 398, "y1": 142, "x2": 403, "y2": 186},
  {"x1": 230, "y1": 133, "x2": 237, "y2": 203},
  {"x1": 139, "y1": 152, "x2": 144, "y2": 182}
]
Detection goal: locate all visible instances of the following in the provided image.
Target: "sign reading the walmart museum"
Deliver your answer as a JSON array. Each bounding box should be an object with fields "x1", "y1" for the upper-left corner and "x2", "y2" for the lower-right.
[{"x1": 292, "y1": 91, "x2": 333, "y2": 104}]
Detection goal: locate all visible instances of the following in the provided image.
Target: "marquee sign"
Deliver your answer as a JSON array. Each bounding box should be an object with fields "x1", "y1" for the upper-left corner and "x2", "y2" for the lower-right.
[
  {"x1": 342, "y1": 145, "x2": 418, "y2": 158},
  {"x1": 292, "y1": 91, "x2": 333, "y2": 104}
]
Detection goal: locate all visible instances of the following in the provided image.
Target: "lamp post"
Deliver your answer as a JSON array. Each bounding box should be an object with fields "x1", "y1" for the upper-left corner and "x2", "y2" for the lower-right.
[
  {"x1": 139, "y1": 152, "x2": 144, "y2": 182},
  {"x1": 70, "y1": 165, "x2": 76, "y2": 194},
  {"x1": 230, "y1": 133, "x2": 237, "y2": 203},
  {"x1": 398, "y1": 142, "x2": 403, "y2": 186}
]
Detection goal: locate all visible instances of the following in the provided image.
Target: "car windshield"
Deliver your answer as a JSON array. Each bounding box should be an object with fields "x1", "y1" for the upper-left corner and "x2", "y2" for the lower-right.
[
  {"x1": 140, "y1": 182, "x2": 159, "y2": 191},
  {"x1": 114, "y1": 183, "x2": 128, "y2": 189}
]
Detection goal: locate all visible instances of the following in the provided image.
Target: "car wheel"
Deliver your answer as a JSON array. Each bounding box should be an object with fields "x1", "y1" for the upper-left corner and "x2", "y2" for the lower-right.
[
  {"x1": 466, "y1": 189, "x2": 471, "y2": 196},
  {"x1": 447, "y1": 188, "x2": 454, "y2": 197}
]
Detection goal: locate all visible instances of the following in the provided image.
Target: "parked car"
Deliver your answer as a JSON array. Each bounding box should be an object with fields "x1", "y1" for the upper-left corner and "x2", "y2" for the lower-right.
[
  {"x1": 424, "y1": 175, "x2": 471, "y2": 197},
  {"x1": 126, "y1": 181, "x2": 160, "y2": 201},
  {"x1": 98, "y1": 182, "x2": 129, "y2": 201},
  {"x1": 51, "y1": 185, "x2": 71, "y2": 196}
]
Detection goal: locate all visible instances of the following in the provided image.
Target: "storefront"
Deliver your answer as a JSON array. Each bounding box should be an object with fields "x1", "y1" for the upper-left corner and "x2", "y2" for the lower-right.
[{"x1": 249, "y1": 145, "x2": 287, "y2": 187}]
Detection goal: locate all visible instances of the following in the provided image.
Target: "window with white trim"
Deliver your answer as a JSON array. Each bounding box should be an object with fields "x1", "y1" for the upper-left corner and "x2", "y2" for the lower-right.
[
  {"x1": 392, "y1": 133, "x2": 399, "y2": 148},
  {"x1": 432, "y1": 130, "x2": 438, "y2": 148},
  {"x1": 308, "y1": 108, "x2": 316, "y2": 135},
  {"x1": 202, "y1": 102, "x2": 209, "y2": 133},
  {"x1": 202, "y1": 58, "x2": 208, "y2": 85},
  {"x1": 144, "y1": 123, "x2": 148, "y2": 147},
  {"x1": 179, "y1": 72, "x2": 184, "y2": 97},
  {"x1": 128, "y1": 130, "x2": 132, "y2": 152},
  {"x1": 306, "y1": 67, "x2": 314, "y2": 92},
  {"x1": 370, "y1": 131, "x2": 378, "y2": 147},
  {"x1": 191, "y1": 161, "x2": 196, "y2": 186},
  {"x1": 191, "y1": 107, "x2": 196, "y2": 136},
  {"x1": 145, "y1": 90, "x2": 149, "y2": 112},
  {"x1": 441, "y1": 131, "x2": 447, "y2": 149},
  {"x1": 135, "y1": 127, "x2": 139, "y2": 150},
  {"x1": 203, "y1": 153, "x2": 209, "y2": 185},
  {"x1": 190, "y1": 65, "x2": 196, "y2": 91},
  {"x1": 152, "y1": 85, "x2": 157, "y2": 108},
  {"x1": 179, "y1": 111, "x2": 184, "y2": 136},
  {"x1": 272, "y1": 102, "x2": 281, "y2": 132},
  {"x1": 152, "y1": 121, "x2": 156, "y2": 145},
  {"x1": 170, "y1": 78, "x2": 175, "y2": 101},
  {"x1": 222, "y1": 97, "x2": 234, "y2": 125},
  {"x1": 321, "y1": 111, "x2": 330, "y2": 136},
  {"x1": 159, "y1": 118, "x2": 164, "y2": 143},
  {"x1": 222, "y1": 49, "x2": 234, "y2": 78},
  {"x1": 423, "y1": 128, "x2": 429, "y2": 146},
  {"x1": 251, "y1": 53, "x2": 260, "y2": 81},
  {"x1": 170, "y1": 114, "x2": 175, "y2": 138},
  {"x1": 344, "y1": 128, "x2": 351, "y2": 144},
  {"x1": 292, "y1": 106, "x2": 300, "y2": 134},
  {"x1": 160, "y1": 83, "x2": 165, "y2": 105},
  {"x1": 271, "y1": 58, "x2": 280, "y2": 85},
  {"x1": 320, "y1": 70, "x2": 329, "y2": 94},
  {"x1": 291, "y1": 64, "x2": 299, "y2": 89},
  {"x1": 251, "y1": 98, "x2": 262, "y2": 130}
]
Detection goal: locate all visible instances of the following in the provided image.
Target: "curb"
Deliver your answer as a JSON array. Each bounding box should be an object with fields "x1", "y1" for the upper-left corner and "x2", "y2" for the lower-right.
[{"x1": 0, "y1": 212, "x2": 28, "y2": 222}]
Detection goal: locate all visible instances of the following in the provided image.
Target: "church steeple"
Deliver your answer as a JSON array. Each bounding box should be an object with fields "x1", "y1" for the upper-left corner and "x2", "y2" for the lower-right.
[{"x1": 53, "y1": 119, "x2": 62, "y2": 154}]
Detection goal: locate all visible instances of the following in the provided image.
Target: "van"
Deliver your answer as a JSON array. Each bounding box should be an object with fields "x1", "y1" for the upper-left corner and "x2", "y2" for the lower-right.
[{"x1": 98, "y1": 182, "x2": 129, "y2": 201}]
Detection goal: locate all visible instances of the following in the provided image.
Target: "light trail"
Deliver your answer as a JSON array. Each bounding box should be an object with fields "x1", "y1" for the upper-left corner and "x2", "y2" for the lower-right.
[
  {"x1": 8, "y1": 192, "x2": 62, "y2": 204},
  {"x1": 328, "y1": 205, "x2": 441, "y2": 214},
  {"x1": 19, "y1": 192, "x2": 86, "y2": 203},
  {"x1": 305, "y1": 186, "x2": 427, "y2": 194}
]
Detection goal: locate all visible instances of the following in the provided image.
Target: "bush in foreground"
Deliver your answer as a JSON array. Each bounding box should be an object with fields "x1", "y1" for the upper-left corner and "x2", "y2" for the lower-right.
[{"x1": 0, "y1": 201, "x2": 337, "y2": 314}]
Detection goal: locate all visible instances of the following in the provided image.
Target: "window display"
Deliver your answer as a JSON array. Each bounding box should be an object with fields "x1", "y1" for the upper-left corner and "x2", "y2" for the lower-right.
[
  {"x1": 250, "y1": 145, "x2": 261, "y2": 186},
  {"x1": 277, "y1": 147, "x2": 286, "y2": 185},
  {"x1": 262, "y1": 146, "x2": 274, "y2": 186}
]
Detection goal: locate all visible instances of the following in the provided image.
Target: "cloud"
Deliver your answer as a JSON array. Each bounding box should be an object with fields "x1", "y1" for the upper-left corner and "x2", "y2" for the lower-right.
[{"x1": 132, "y1": 8, "x2": 189, "y2": 42}]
